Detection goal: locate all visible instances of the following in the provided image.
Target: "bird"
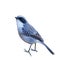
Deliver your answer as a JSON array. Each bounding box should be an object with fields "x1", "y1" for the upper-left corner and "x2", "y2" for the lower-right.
[{"x1": 15, "y1": 16, "x2": 54, "y2": 55}]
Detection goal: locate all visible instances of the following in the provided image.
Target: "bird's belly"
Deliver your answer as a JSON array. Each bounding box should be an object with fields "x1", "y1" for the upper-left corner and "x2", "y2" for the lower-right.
[{"x1": 20, "y1": 35, "x2": 36, "y2": 44}]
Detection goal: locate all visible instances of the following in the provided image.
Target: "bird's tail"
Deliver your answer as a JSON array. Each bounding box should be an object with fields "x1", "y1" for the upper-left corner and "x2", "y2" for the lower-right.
[{"x1": 42, "y1": 42, "x2": 54, "y2": 55}]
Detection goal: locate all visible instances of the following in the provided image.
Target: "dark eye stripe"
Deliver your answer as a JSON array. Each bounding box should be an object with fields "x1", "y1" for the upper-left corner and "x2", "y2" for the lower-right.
[{"x1": 19, "y1": 17, "x2": 27, "y2": 23}]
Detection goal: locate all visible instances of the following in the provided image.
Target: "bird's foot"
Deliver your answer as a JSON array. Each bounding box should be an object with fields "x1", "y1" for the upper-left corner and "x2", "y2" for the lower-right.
[
  {"x1": 31, "y1": 49, "x2": 38, "y2": 52},
  {"x1": 24, "y1": 49, "x2": 32, "y2": 56}
]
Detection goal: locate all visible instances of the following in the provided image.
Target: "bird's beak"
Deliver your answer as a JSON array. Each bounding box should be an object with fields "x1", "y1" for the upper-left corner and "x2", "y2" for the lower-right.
[{"x1": 15, "y1": 17, "x2": 17, "y2": 19}]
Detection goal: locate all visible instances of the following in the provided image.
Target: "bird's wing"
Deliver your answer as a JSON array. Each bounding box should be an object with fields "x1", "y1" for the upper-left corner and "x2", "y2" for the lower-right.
[
  {"x1": 30, "y1": 32, "x2": 44, "y2": 42},
  {"x1": 22, "y1": 24, "x2": 44, "y2": 42}
]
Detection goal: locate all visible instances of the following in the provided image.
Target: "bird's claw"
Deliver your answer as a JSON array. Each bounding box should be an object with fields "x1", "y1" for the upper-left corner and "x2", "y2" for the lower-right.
[
  {"x1": 24, "y1": 49, "x2": 32, "y2": 56},
  {"x1": 31, "y1": 49, "x2": 38, "y2": 52}
]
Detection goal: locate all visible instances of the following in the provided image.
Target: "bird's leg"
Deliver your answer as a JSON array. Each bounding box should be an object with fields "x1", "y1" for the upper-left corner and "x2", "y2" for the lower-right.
[
  {"x1": 31, "y1": 43, "x2": 38, "y2": 52},
  {"x1": 24, "y1": 44, "x2": 32, "y2": 56}
]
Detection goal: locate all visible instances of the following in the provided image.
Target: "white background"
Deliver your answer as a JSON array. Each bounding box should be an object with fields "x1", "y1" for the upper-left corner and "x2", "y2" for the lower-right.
[{"x1": 0, "y1": 0, "x2": 60, "y2": 60}]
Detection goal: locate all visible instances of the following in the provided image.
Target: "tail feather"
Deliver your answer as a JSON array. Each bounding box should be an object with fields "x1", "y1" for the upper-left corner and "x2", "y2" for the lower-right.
[{"x1": 42, "y1": 42, "x2": 54, "y2": 55}]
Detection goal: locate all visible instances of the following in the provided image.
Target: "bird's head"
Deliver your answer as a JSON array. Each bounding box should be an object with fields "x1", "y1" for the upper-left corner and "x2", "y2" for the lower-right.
[
  {"x1": 15, "y1": 16, "x2": 27, "y2": 28},
  {"x1": 15, "y1": 16, "x2": 27, "y2": 24}
]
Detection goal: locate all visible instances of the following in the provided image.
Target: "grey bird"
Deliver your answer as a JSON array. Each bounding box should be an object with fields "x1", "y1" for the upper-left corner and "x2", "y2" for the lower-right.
[{"x1": 15, "y1": 16, "x2": 54, "y2": 55}]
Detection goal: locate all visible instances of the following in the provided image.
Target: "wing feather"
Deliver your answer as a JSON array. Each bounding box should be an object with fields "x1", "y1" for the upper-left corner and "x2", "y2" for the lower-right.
[{"x1": 22, "y1": 23, "x2": 44, "y2": 42}]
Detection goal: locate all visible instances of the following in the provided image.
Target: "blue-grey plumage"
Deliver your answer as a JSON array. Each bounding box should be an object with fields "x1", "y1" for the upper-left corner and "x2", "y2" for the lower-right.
[{"x1": 15, "y1": 16, "x2": 54, "y2": 55}]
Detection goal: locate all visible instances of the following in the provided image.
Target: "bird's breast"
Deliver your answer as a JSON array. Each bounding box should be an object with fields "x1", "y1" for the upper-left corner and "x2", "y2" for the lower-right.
[
  {"x1": 16, "y1": 20, "x2": 24, "y2": 28},
  {"x1": 16, "y1": 20, "x2": 24, "y2": 33}
]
